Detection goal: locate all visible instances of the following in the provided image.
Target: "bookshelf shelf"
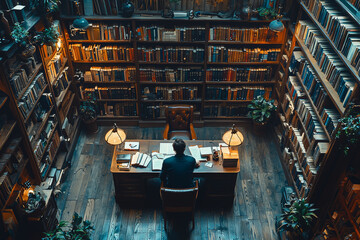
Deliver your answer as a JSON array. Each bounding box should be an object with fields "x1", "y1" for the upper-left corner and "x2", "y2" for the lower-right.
[
  {"x1": 98, "y1": 115, "x2": 139, "y2": 119},
  {"x1": 334, "y1": 0, "x2": 360, "y2": 28},
  {"x1": 295, "y1": 36, "x2": 346, "y2": 115},
  {"x1": 0, "y1": 121, "x2": 16, "y2": 150},
  {"x1": 29, "y1": 106, "x2": 55, "y2": 145},
  {"x1": 56, "y1": 84, "x2": 71, "y2": 107},
  {"x1": 37, "y1": 122, "x2": 58, "y2": 164},
  {"x1": 295, "y1": 73, "x2": 331, "y2": 140},
  {"x1": 73, "y1": 61, "x2": 135, "y2": 64},
  {"x1": 95, "y1": 99, "x2": 138, "y2": 102},
  {"x1": 202, "y1": 116, "x2": 247, "y2": 119},
  {"x1": 81, "y1": 81, "x2": 137, "y2": 85},
  {"x1": 208, "y1": 41, "x2": 283, "y2": 45},
  {"x1": 68, "y1": 40, "x2": 132, "y2": 43},
  {"x1": 140, "y1": 81, "x2": 203, "y2": 85},
  {"x1": 300, "y1": 2, "x2": 360, "y2": 85},
  {"x1": 138, "y1": 62, "x2": 204, "y2": 66},
  {"x1": 207, "y1": 61, "x2": 279, "y2": 66},
  {"x1": 205, "y1": 81, "x2": 276, "y2": 85},
  {"x1": 16, "y1": 64, "x2": 43, "y2": 101},
  {"x1": 136, "y1": 40, "x2": 205, "y2": 45},
  {"x1": 141, "y1": 99, "x2": 202, "y2": 103},
  {"x1": 204, "y1": 100, "x2": 252, "y2": 103},
  {"x1": 24, "y1": 84, "x2": 49, "y2": 123},
  {"x1": 49, "y1": 59, "x2": 68, "y2": 85}
]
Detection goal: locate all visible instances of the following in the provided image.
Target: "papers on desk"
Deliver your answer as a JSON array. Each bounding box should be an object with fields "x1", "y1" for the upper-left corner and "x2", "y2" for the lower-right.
[
  {"x1": 199, "y1": 147, "x2": 212, "y2": 156},
  {"x1": 131, "y1": 152, "x2": 151, "y2": 168},
  {"x1": 219, "y1": 143, "x2": 230, "y2": 154},
  {"x1": 160, "y1": 143, "x2": 175, "y2": 155},
  {"x1": 151, "y1": 152, "x2": 165, "y2": 171},
  {"x1": 189, "y1": 146, "x2": 207, "y2": 162}
]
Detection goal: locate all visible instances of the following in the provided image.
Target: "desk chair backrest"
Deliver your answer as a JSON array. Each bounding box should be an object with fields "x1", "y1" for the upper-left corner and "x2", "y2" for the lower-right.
[
  {"x1": 160, "y1": 181, "x2": 199, "y2": 230},
  {"x1": 165, "y1": 105, "x2": 193, "y2": 131}
]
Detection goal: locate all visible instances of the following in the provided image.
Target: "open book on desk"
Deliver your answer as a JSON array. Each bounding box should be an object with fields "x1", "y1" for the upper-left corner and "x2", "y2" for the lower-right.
[
  {"x1": 151, "y1": 152, "x2": 165, "y2": 171},
  {"x1": 189, "y1": 145, "x2": 207, "y2": 162},
  {"x1": 159, "y1": 143, "x2": 176, "y2": 155}
]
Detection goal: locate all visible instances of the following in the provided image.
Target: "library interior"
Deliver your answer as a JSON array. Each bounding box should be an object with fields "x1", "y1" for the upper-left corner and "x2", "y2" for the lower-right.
[{"x1": 0, "y1": 0, "x2": 360, "y2": 239}]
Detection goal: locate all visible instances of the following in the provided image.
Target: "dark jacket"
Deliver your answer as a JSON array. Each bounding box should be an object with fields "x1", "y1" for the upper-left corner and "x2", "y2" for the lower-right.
[{"x1": 160, "y1": 153, "x2": 196, "y2": 188}]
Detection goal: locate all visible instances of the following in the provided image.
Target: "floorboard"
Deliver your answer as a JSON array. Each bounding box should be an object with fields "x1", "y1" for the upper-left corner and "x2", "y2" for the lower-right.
[{"x1": 56, "y1": 126, "x2": 286, "y2": 239}]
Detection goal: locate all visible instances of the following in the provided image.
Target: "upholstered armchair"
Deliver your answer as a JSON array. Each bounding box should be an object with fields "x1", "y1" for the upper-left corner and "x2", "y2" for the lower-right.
[{"x1": 163, "y1": 105, "x2": 197, "y2": 140}]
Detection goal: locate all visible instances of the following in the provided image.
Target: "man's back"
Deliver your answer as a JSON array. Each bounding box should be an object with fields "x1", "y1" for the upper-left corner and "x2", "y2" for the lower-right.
[{"x1": 160, "y1": 154, "x2": 196, "y2": 188}]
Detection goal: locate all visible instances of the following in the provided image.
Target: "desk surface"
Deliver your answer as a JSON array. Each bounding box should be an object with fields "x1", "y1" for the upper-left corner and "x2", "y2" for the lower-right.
[{"x1": 110, "y1": 140, "x2": 240, "y2": 174}]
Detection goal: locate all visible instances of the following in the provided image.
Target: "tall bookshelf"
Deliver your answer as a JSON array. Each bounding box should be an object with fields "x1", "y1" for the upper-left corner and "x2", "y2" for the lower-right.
[
  {"x1": 0, "y1": 15, "x2": 80, "y2": 237},
  {"x1": 61, "y1": 16, "x2": 287, "y2": 126},
  {"x1": 275, "y1": 0, "x2": 360, "y2": 238}
]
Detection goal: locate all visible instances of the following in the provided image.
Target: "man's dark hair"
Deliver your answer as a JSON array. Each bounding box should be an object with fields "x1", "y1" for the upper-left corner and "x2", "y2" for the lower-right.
[{"x1": 173, "y1": 138, "x2": 186, "y2": 154}]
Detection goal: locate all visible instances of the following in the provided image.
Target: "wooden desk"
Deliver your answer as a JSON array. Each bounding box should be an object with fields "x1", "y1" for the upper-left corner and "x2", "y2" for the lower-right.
[{"x1": 110, "y1": 140, "x2": 240, "y2": 207}]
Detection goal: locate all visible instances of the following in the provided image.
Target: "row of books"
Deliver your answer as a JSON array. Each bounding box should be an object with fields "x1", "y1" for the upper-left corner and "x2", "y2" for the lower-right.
[
  {"x1": 203, "y1": 105, "x2": 249, "y2": 117},
  {"x1": 97, "y1": 102, "x2": 137, "y2": 116},
  {"x1": 137, "y1": 47, "x2": 205, "y2": 63},
  {"x1": 141, "y1": 105, "x2": 166, "y2": 119},
  {"x1": 53, "y1": 68, "x2": 70, "y2": 98},
  {"x1": 69, "y1": 44, "x2": 135, "y2": 61},
  {"x1": 139, "y1": 68, "x2": 203, "y2": 82},
  {"x1": 205, "y1": 67, "x2": 271, "y2": 82},
  {"x1": 136, "y1": 26, "x2": 206, "y2": 42},
  {"x1": 348, "y1": 0, "x2": 360, "y2": 10},
  {"x1": 299, "y1": 60, "x2": 329, "y2": 114},
  {"x1": 80, "y1": 87, "x2": 136, "y2": 100},
  {"x1": 0, "y1": 172, "x2": 13, "y2": 209},
  {"x1": 33, "y1": 119, "x2": 57, "y2": 164},
  {"x1": 18, "y1": 73, "x2": 47, "y2": 119},
  {"x1": 142, "y1": 86, "x2": 199, "y2": 100},
  {"x1": 70, "y1": 24, "x2": 132, "y2": 41},
  {"x1": 0, "y1": 138, "x2": 23, "y2": 176},
  {"x1": 321, "y1": 108, "x2": 340, "y2": 136},
  {"x1": 42, "y1": 45, "x2": 55, "y2": 59},
  {"x1": 84, "y1": 67, "x2": 136, "y2": 82},
  {"x1": 9, "y1": 68, "x2": 30, "y2": 99},
  {"x1": 303, "y1": 0, "x2": 360, "y2": 74},
  {"x1": 209, "y1": 27, "x2": 279, "y2": 42},
  {"x1": 290, "y1": 161, "x2": 310, "y2": 198},
  {"x1": 208, "y1": 47, "x2": 281, "y2": 62},
  {"x1": 205, "y1": 86, "x2": 273, "y2": 100},
  {"x1": 40, "y1": 130, "x2": 60, "y2": 177},
  {"x1": 296, "y1": 21, "x2": 355, "y2": 107},
  {"x1": 48, "y1": 53, "x2": 66, "y2": 83}
]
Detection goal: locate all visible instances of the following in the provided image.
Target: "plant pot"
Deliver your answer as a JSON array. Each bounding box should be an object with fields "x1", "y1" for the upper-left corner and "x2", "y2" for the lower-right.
[
  {"x1": 19, "y1": 44, "x2": 36, "y2": 61},
  {"x1": 83, "y1": 118, "x2": 98, "y2": 134}
]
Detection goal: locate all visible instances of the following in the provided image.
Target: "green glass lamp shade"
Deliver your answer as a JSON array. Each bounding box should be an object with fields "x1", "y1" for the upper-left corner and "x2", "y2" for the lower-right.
[
  {"x1": 122, "y1": 1, "x2": 134, "y2": 18},
  {"x1": 73, "y1": 17, "x2": 89, "y2": 30},
  {"x1": 269, "y1": 19, "x2": 284, "y2": 32}
]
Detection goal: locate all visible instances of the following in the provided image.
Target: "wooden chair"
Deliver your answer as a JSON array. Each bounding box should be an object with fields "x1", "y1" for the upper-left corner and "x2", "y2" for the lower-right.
[
  {"x1": 163, "y1": 105, "x2": 197, "y2": 140},
  {"x1": 160, "y1": 180, "x2": 199, "y2": 231}
]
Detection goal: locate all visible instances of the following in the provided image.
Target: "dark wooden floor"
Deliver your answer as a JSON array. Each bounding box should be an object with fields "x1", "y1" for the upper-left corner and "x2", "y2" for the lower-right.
[{"x1": 56, "y1": 125, "x2": 286, "y2": 240}]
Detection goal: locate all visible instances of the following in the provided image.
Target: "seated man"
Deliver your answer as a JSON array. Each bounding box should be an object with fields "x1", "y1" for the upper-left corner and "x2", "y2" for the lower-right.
[{"x1": 160, "y1": 138, "x2": 200, "y2": 188}]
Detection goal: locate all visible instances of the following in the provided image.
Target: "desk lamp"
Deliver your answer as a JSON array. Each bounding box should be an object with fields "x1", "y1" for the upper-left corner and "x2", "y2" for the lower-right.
[
  {"x1": 105, "y1": 123, "x2": 126, "y2": 148},
  {"x1": 222, "y1": 124, "x2": 244, "y2": 154}
]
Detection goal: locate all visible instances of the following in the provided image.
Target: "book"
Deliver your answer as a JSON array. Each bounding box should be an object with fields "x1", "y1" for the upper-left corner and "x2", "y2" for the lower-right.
[
  {"x1": 159, "y1": 143, "x2": 175, "y2": 155},
  {"x1": 117, "y1": 162, "x2": 130, "y2": 171},
  {"x1": 124, "y1": 142, "x2": 139, "y2": 151},
  {"x1": 200, "y1": 147, "x2": 212, "y2": 157},
  {"x1": 151, "y1": 152, "x2": 165, "y2": 171},
  {"x1": 189, "y1": 145, "x2": 207, "y2": 162},
  {"x1": 116, "y1": 154, "x2": 132, "y2": 163}
]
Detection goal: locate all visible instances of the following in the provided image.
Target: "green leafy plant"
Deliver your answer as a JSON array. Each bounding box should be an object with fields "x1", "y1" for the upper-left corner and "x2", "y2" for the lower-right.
[
  {"x1": 11, "y1": 23, "x2": 30, "y2": 48},
  {"x1": 80, "y1": 92, "x2": 97, "y2": 122},
  {"x1": 43, "y1": 212, "x2": 94, "y2": 240},
  {"x1": 247, "y1": 95, "x2": 276, "y2": 124},
  {"x1": 335, "y1": 114, "x2": 360, "y2": 155},
  {"x1": 257, "y1": 7, "x2": 278, "y2": 19},
  {"x1": 34, "y1": 25, "x2": 59, "y2": 46},
  {"x1": 32, "y1": 0, "x2": 61, "y2": 14},
  {"x1": 278, "y1": 198, "x2": 317, "y2": 239}
]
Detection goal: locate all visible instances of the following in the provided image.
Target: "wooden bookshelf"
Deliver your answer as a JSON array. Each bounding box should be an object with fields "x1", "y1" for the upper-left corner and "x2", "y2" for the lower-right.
[
  {"x1": 16, "y1": 64, "x2": 43, "y2": 101},
  {"x1": 23, "y1": 84, "x2": 49, "y2": 123},
  {"x1": 339, "y1": 194, "x2": 360, "y2": 238},
  {"x1": 300, "y1": 2, "x2": 360, "y2": 85},
  {"x1": 295, "y1": 36, "x2": 346, "y2": 115},
  {"x1": 0, "y1": 121, "x2": 16, "y2": 150}
]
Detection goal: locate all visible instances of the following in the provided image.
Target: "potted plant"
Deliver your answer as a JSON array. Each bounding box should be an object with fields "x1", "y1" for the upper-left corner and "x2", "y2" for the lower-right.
[
  {"x1": 43, "y1": 212, "x2": 94, "y2": 239},
  {"x1": 278, "y1": 198, "x2": 317, "y2": 239},
  {"x1": 34, "y1": 25, "x2": 59, "y2": 46},
  {"x1": 80, "y1": 92, "x2": 98, "y2": 133},
  {"x1": 11, "y1": 23, "x2": 36, "y2": 60},
  {"x1": 257, "y1": 7, "x2": 277, "y2": 20},
  {"x1": 248, "y1": 95, "x2": 277, "y2": 131},
  {"x1": 335, "y1": 113, "x2": 360, "y2": 155},
  {"x1": 32, "y1": 0, "x2": 60, "y2": 27}
]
